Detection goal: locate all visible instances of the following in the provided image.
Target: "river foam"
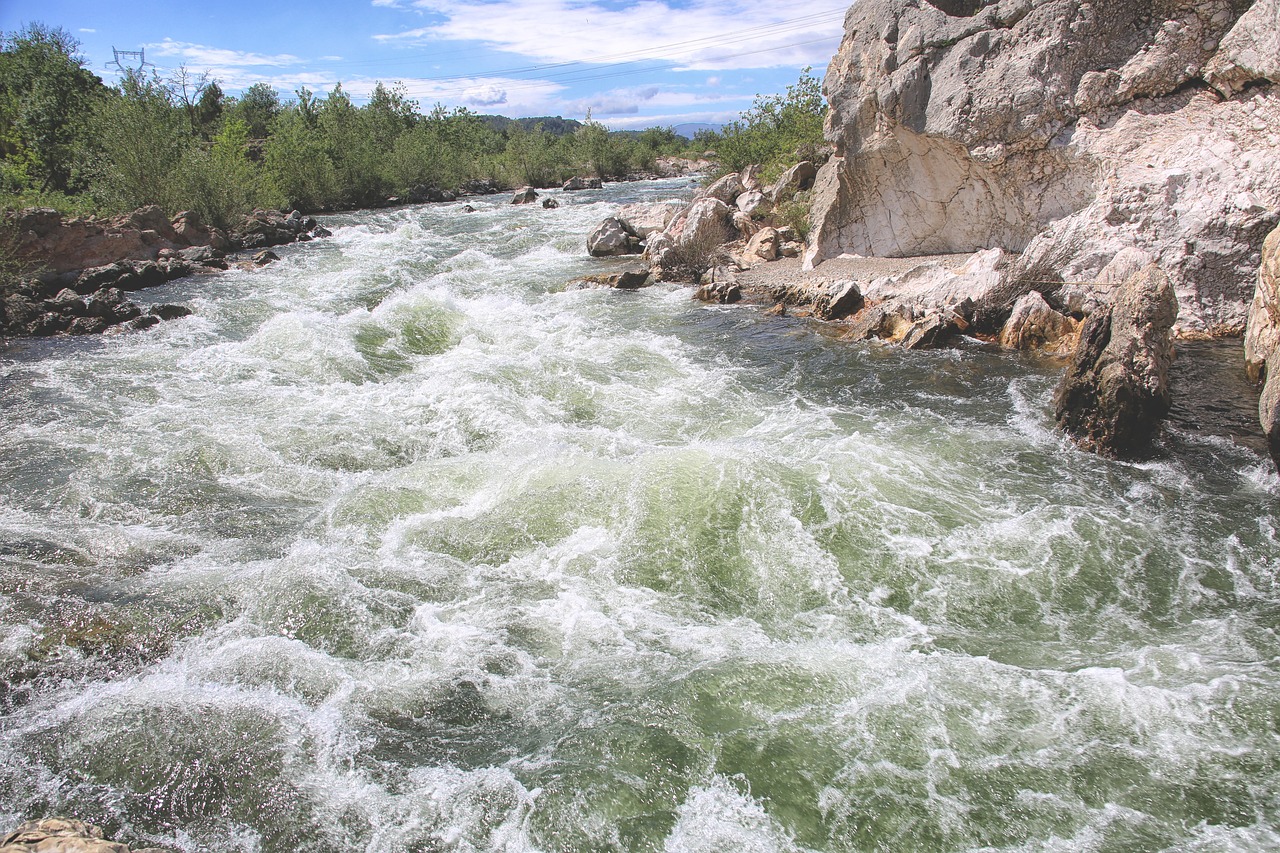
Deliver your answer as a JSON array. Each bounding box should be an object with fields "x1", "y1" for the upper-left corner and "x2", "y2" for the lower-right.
[{"x1": 2, "y1": 179, "x2": 1278, "y2": 852}]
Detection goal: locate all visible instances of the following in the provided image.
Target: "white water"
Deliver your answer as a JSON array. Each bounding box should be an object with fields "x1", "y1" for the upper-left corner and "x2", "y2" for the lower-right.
[{"x1": 2, "y1": 180, "x2": 1279, "y2": 852}]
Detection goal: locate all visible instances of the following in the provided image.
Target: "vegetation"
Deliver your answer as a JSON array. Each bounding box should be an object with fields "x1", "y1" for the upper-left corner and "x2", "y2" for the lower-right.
[
  {"x1": 698, "y1": 67, "x2": 827, "y2": 179},
  {"x1": 2, "y1": 22, "x2": 826, "y2": 232},
  {"x1": 0, "y1": 23, "x2": 701, "y2": 224}
]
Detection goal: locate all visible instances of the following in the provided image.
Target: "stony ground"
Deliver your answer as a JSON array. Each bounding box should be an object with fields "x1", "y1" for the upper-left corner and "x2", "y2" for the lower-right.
[{"x1": 735, "y1": 253, "x2": 976, "y2": 299}]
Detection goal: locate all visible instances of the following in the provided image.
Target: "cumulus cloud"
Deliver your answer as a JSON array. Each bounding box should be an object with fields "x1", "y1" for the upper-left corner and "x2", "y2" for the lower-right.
[{"x1": 463, "y1": 83, "x2": 508, "y2": 106}]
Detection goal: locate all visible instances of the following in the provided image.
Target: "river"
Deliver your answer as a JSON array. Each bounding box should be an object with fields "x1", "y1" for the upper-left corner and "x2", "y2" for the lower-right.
[{"x1": 1, "y1": 179, "x2": 1278, "y2": 852}]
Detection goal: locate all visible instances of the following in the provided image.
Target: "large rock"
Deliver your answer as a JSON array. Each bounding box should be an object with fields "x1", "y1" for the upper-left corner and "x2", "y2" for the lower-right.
[
  {"x1": 587, "y1": 217, "x2": 638, "y2": 257},
  {"x1": 511, "y1": 186, "x2": 539, "y2": 205},
  {"x1": 616, "y1": 202, "x2": 683, "y2": 238},
  {"x1": 0, "y1": 817, "x2": 171, "y2": 853},
  {"x1": 806, "y1": 0, "x2": 1280, "y2": 335},
  {"x1": 697, "y1": 173, "x2": 745, "y2": 205},
  {"x1": 1244, "y1": 224, "x2": 1280, "y2": 381},
  {"x1": 999, "y1": 290, "x2": 1078, "y2": 353},
  {"x1": 1053, "y1": 264, "x2": 1179, "y2": 457},
  {"x1": 765, "y1": 161, "x2": 817, "y2": 204}
]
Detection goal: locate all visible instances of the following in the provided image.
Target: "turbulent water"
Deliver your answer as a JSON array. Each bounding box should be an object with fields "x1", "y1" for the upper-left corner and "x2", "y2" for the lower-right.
[{"x1": 2, "y1": 180, "x2": 1279, "y2": 853}]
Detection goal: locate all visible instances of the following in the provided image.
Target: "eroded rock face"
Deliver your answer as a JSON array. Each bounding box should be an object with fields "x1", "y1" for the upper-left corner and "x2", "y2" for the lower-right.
[
  {"x1": 999, "y1": 290, "x2": 1078, "y2": 353},
  {"x1": 807, "y1": 0, "x2": 1280, "y2": 334},
  {"x1": 1244, "y1": 224, "x2": 1280, "y2": 381},
  {"x1": 0, "y1": 817, "x2": 172, "y2": 853},
  {"x1": 1053, "y1": 264, "x2": 1179, "y2": 456}
]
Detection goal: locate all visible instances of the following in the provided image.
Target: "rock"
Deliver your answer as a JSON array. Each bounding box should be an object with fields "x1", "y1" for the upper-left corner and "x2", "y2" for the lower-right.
[
  {"x1": 999, "y1": 290, "x2": 1079, "y2": 353},
  {"x1": 695, "y1": 267, "x2": 742, "y2": 304},
  {"x1": 178, "y1": 245, "x2": 223, "y2": 264},
  {"x1": 743, "y1": 228, "x2": 780, "y2": 265},
  {"x1": 0, "y1": 817, "x2": 170, "y2": 853},
  {"x1": 813, "y1": 280, "x2": 865, "y2": 321},
  {"x1": 461, "y1": 204, "x2": 476, "y2": 214},
  {"x1": 150, "y1": 304, "x2": 193, "y2": 321},
  {"x1": 567, "y1": 268, "x2": 652, "y2": 290},
  {"x1": 542, "y1": 197, "x2": 559, "y2": 209},
  {"x1": 697, "y1": 172, "x2": 745, "y2": 205},
  {"x1": 1053, "y1": 265, "x2": 1179, "y2": 457},
  {"x1": 1244, "y1": 225, "x2": 1280, "y2": 382},
  {"x1": 779, "y1": 241, "x2": 802, "y2": 258},
  {"x1": 806, "y1": 0, "x2": 1280, "y2": 335},
  {"x1": 312, "y1": 226, "x2": 332, "y2": 238},
  {"x1": 736, "y1": 190, "x2": 768, "y2": 217},
  {"x1": 1260, "y1": 356, "x2": 1280, "y2": 468},
  {"x1": 587, "y1": 217, "x2": 639, "y2": 257},
  {"x1": 616, "y1": 202, "x2": 683, "y2": 238},
  {"x1": 511, "y1": 186, "x2": 539, "y2": 205},
  {"x1": 563, "y1": 176, "x2": 603, "y2": 191},
  {"x1": 764, "y1": 161, "x2": 817, "y2": 204},
  {"x1": 254, "y1": 250, "x2": 280, "y2": 266},
  {"x1": 407, "y1": 185, "x2": 456, "y2": 204}
]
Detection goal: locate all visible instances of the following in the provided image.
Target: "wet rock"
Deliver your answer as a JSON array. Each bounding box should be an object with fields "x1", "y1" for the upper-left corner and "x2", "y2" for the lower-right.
[
  {"x1": 567, "y1": 268, "x2": 652, "y2": 290},
  {"x1": 254, "y1": 250, "x2": 280, "y2": 266},
  {"x1": 695, "y1": 267, "x2": 742, "y2": 303},
  {"x1": 563, "y1": 176, "x2": 603, "y2": 191},
  {"x1": 511, "y1": 186, "x2": 539, "y2": 205},
  {"x1": 149, "y1": 304, "x2": 193, "y2": 321},
  {"x1": 0, "y1": 817, "x2": 173, "y2": 853},
  {"x1": 461, "y1": 204, "x2": 476, "y2": 214},
  {"x1": 999, "y1": 290, "x2": 1078, "y2": 353},
  {"x1": 813, "y1": 280, "x2": 865, "y2": 321},
  {"x1": 587, "y1": 217, "x2": 639, "y2": 257},
  {"x1": 1053, "y1": 264, "x2": 1179, "y2": 457},
  {"x1": 542, "y1": 197, "x2": 559, "y2": 209}
]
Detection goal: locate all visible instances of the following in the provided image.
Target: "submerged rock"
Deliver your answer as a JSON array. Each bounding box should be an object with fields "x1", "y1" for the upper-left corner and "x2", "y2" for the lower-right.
[
  {"x1": 1053, "y1": 265, "x2": 1179, "y2": 457},
  {"x1": 511, "y1": 186, "x2": 539, "y2": 205}
]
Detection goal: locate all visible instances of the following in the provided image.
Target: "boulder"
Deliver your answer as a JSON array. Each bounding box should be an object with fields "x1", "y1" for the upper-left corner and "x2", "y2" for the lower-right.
[
  {"x1": 999, "y1": 290, "x2": 1079, "y2": 353},
  {"x1": 1244, "y1": 224, "x2": 1280, "y2": 382},
  {"x1": 616, "y1": 202, "x2": 683, "y2": 238},
  {"x1": 764, "y1": 161, "x2": 817, "y2": 204},
  {"x1": 697, "y1": 172, "x2": 745, "y2": 205},
  {"x1": 736, "y1": 190, "x2": 768, "y2": 217},
  {"x1": 813, "y1": 280, "x2": 865, "y2": 321},
  {"x1": 567, "y1": 268, "x2": 652, "y2": 290},
  {"x1": 542, "y1": 197, "x2": 559, "y2": 209},
  {"x1": 587, "y1": 218, "x2": 638, "y2": 257},
  {"x1": 743, "y1": 228, "x2": 780, "y2": 265},
  {"x1": 805, "y1": 0, "x2": 1280, "y2": 335},
  {"x1": 563, "y1": 176, "x2": 603, "y2": 191},
  {"x1": 511, "y1": 187, "x2": 539, "y2": 205},
  {"x1": 1053, "y1": 265, "x2": 1179, "y2": 457},
  {"x1": 254, "y1": 250, "x2": 280, "y2": 266},
  {"x1": 0, "y1": 817, "x2": 171, "y2": 853},
  {"x1": 695, "y1": 267, "x2": 742, "y2": 304}
]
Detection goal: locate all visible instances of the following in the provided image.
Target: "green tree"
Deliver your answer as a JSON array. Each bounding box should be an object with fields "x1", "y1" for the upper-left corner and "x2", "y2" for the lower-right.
[
  {"x1": 715, "y1": 67, "x2": 826, "y2": 175},
  {"x1": 85, "y1": 70, "x2": 190, "y2": 212},
  {"x1": 0, "y1": 23, "x2": 104, "y2": 194},
  {"x1": 231, "y1": 82, "x2": 281, "y2": 139}
]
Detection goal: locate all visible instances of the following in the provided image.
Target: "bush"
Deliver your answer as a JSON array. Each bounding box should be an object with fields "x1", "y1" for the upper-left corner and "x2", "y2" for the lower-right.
[{"x1": 712, "y1": 68, "x2": 826, "y2": 176}]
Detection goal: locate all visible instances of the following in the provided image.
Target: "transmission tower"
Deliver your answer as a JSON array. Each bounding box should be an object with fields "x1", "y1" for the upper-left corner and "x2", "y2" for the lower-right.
[{"x1": 107, "y1": 47, "x2": 157, "y2": 75}]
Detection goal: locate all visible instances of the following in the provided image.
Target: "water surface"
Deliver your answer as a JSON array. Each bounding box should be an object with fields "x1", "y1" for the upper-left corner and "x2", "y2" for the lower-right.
[{"x1": 2, "y1": 180, "x2": 1278, "y2": 852}]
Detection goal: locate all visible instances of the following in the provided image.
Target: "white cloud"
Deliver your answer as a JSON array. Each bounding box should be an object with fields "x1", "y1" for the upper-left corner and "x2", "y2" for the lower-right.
[
  {"x1": 144, "y1": 39, "x2": 301, "y2": 69},
  {"x1": 79, "y1": 28, "x2": 96, "y2": 33},
  {"x1": 374, "y1": 0, "x2": 844, "y2": 71},
  {"x1": 463, "y1": 83, "x2": 507, "y2": 106}
]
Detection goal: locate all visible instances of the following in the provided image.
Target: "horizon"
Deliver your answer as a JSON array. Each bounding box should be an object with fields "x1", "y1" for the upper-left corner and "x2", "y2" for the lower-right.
[{"x1": 0, "y1": 0, "x2": 847, "y2": 131}]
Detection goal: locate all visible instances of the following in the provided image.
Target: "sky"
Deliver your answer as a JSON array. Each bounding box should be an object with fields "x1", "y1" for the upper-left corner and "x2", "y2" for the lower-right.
[{"x1": 0, "y1": 0, "x2": 849, "y2": 130}]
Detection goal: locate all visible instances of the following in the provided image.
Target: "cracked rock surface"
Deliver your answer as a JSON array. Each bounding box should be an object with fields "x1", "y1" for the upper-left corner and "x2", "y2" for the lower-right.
[{"x1": 807, "y1": 0, "x2": 1280, "y2": 334}]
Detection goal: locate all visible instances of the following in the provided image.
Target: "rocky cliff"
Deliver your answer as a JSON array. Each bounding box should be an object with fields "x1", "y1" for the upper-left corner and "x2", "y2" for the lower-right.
[{"x1": 806, "y1": 0, "x2": 1280, "y2": 334}]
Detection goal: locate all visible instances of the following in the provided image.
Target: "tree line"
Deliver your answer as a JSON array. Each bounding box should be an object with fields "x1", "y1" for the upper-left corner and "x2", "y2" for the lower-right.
[{"x1": 1, "y1": 23, "x2": 826, "y2": 227}]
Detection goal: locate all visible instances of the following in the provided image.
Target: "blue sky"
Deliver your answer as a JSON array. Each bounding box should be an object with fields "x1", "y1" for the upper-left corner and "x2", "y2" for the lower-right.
[{"x1": 1, "y1": 0, "x2": 848, "y2": 130}]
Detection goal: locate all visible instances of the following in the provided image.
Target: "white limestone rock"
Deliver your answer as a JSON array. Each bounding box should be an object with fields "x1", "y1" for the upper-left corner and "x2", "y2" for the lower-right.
[{"x1": 807, "y1": 0, "x2": 1280, "y2": 334}]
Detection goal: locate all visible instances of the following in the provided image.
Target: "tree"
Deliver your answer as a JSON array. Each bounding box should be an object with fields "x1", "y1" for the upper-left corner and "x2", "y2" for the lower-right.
[
  {"x1": 715, "y1": 67, "x2": 827, "y2": 175},
  {"x1": 0, "y1": 23, "x2": 104, "y2": 193},
  {"x1": 86, "y1": 70, "x2": 189, "y2": 212},
  {"x1": 231, "y1": 82, "x2": 281, "y2": 139}
]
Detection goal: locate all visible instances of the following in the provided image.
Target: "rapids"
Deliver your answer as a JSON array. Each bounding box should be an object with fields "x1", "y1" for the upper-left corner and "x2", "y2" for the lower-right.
[{"x1": 1, "y1": 180, "x2": 1278, "y2": 852}]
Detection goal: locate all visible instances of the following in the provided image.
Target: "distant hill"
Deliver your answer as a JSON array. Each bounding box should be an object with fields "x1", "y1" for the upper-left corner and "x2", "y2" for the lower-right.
[
  {"x1": 479, "y1": 115, "x2": 584, "y2": 136},
  {"x1": 673, "y1": 122, "x2": 723, "y2": 139}
]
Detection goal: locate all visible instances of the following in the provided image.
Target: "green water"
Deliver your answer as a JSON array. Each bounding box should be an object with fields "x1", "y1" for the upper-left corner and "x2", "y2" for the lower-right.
[{"x1": 1, "y1": 181, "x2": 1278, "y2": 852}]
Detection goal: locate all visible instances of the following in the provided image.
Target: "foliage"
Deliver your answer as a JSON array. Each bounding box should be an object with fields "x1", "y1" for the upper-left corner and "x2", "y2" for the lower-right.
[
  {"x1": 0, "y1": 23, "x2": 104, "y2": 194},
  {"x1": 0, "y1": 18, "x2": 716, "y2": 225},
  {"x1": 708, "y1": 67, "x2": 827, "y2": 176}
]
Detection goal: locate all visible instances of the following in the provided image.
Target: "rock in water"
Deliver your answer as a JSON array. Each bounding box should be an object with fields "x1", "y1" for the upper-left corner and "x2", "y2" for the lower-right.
[
  {"x1": 1245, "y1": 224, "x2": 1280, "y2": 466},
  {"x1": 999, "y1": 290, "x2": 1078, "y2": 353},
  {"x1": 0, "y1": 817, "x2": 173, "y2": 852},
  {"x1": 511, "y1": 187, "x2": 538, "y2": 205},
  {"x1": 1053, "y1": 265, "x2": 1179, "y2": 457},
  {"x1": 587, "y1": 218, "x2": 638, "y2": 257},
  {"x1": 806, "y1": 0, "x2": 1280, "y2": 335}
]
